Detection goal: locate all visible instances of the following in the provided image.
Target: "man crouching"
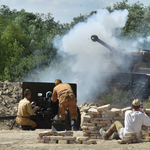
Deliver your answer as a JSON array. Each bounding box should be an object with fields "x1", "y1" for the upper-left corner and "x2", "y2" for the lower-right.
[
  {"x1": 100, "y1": 99, "x2": 150, "y2": 140},
  {"x1": 16, "y1": 89, "x2": 40, "y2": 130}
]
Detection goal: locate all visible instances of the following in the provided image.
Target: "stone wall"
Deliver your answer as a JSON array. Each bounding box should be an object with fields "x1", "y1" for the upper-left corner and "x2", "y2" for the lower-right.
[
  {"x1": 0, "y1": 81, "x2": 22, "y2": 127},
  {"x1": 0, "y1": 81, "x2": 22, "y2": 116},
  {"x1": 79, "y1": 102, "x2": 150, "y2": 141}
]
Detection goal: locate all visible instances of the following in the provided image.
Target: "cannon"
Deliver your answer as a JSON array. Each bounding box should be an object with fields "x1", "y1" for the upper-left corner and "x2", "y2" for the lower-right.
[
  {"x1": 91, "y1": 35, "x2": 150, "y2": 100},
  {"x1": 91, "y1": 35, "x2": 120, "y2": 54},
  {"x1": 0, "y1": 82, "x2": 81, "y2": 131}
]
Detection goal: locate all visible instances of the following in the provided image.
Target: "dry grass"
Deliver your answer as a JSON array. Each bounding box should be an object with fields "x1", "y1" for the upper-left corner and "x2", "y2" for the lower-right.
[
  {"x1": 143, "y1": 100, "x2": 150, "y2": 109},
  {"x1": 95, "y1": 88, "x2": 144, "y2": 108}
]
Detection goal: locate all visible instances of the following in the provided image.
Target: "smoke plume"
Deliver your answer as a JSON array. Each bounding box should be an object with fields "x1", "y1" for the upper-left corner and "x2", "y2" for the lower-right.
[{"x1": 26, "y1": 9, "x2": 130, "y2": 105}]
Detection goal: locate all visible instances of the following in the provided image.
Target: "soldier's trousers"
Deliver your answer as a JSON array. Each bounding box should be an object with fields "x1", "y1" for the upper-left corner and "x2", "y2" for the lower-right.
[
  {"x1": 16, "y1": 117, "x2": 37, "y2": 128},
  {"x1": 110, "y1": 121, "x2": 123, "y2": 132},
  {"x1": 59, "y1": 100, "x2": 78, "y2": 121}
]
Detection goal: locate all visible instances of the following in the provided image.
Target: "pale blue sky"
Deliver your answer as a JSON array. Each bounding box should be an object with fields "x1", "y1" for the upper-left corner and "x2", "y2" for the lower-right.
[{"x1": 0, "y1": 0, "x2": 149, "y2": 23}]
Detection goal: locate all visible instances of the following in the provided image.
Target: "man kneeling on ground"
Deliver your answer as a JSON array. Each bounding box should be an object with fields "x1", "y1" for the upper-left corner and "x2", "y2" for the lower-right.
[
  {"x1": 100, "y1": 99, "x2": 150, "y2": 140},
  {"x1": 16, "y1": 89, "x2": 40, "y2": 130}
]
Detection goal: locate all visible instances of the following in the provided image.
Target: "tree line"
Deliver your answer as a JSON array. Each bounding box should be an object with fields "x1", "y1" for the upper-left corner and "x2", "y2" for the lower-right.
[{"x1": 0, "y1": 0, "x2": 150, "y2": 82}]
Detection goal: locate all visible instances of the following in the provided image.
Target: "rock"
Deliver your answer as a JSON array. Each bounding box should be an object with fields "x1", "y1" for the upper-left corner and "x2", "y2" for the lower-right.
[
  {"x1": 90, "y1": 106, "x2": 98, "y2": 109},
  {"x1": 107, "y1": 113, "x2": 119, "y2": 117},
  {"x1": 2, "y1": 101, "x2": 6, "y2": 106},
  {"x1": 58, "y1": 140, "x2": 68, "y2": 144},
  {"x1": 89, "y1": 103, "x2": 96, "y2": 107},
  {"x1": 123, "y1": 136, "x2": 136, "y2": 140},
  {"x1": 82, "y1": 106, "x2": 90, "y2": 112},
  {"x1": 62, "y1": 136, "x2": 76, "y2": 140},
  {"x1": 132, "y1": 139, "x2": 139, "y2": 143},
  {"x1": 81, "y1": 126, "x2": 88, "y2": 130},
  {"x1": 107, "y1": 110, "x2": 120, "y2": 115},
  {"x1": 94, "y1": 117, "x2": 103, "y2": 121},
  {"x1": 43, "y1": 136, "x2": 51, "y2": 140},
  {"x1": 48, "y1": 140, "x2": 57, "y2": 144},
  {"x1": 90, "y1": 121, "x2": 100, "y2": 124},
  {"x1": 111, "y1": 108, "x2": 121, "y2": 113},
  {"x1": 102, "y1": 117, "x2": 113, "y2": 120},
  {"x1": 122, "y1": 107, "x2": 131, "y2": 115},
  {"x1": 50, "y1": 136, "x2": 63, "y2": 140},
  {"x1": 0, "y1": 96, "x2": 3, "y2": 101},
  {"x1": 82, "y1": 123, "x2": 95, "y2": 126},
  {"x1": 83, "y1": 115, "x2": 91, "y2": 121},
  {"x1": 58, "y1": 131, "x2": 73, "y2": 136},
  {"x1": 80, "y1": 111, "x2": 87, "y2": 126},
  {"x1": 38, "y1": 131, "x2": 51, "y2": 137},
  {"x1": 113, "y1": 116, "x2": 124, "y2": 120},
  {"x1": 88, "y1": 108, "x2": 99, "y2": 114},
  {"x1": 97, "y1": 104, "x2": 111, "y2": 112},
  {"x1": 97, "y1": 123, "x2": 107, "y2": 127},
  {"x1": 117, "y1": 140, "x2": 124, "y2": 144},
  {"x1": 125, "y1": 132, "x2": 136, "y2": 136},
  {"x1": 83, "y1": 133, "x2": 90, "y2": 136},
  {"x1": 84, "y1": 130, "x2": 92, "y2": 134},
  {"x1": 118, "y1": 139, "x2": 132, "y2": 144},
  {"x1": 5, "y1": 89, "x2": 9, "y2": 95},
  {"x1": 76, "y1": 137, "x2": 89, "y2": 141},
  {"x1": 99, "y1": 120, "x2": 111, "y2": 124},
  {"x1": 88, "y1": 126, "x2": 97, "y2": 130},
  {"x1": 69, "y1": 140, "x2": 77, "y2": 144},
  {"x1": 145, "y1": 109, "x2": 150, "y2": 113}
]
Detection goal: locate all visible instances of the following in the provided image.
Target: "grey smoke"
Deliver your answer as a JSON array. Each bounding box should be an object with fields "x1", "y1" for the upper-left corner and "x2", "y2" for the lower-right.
[
  {"x1": 132, "y1": 36, "x2": 150, "y2": 50},
  {"x1": 26, "y1": 9, "x2": 130, "y2": 105},
  {"x1": 139, "y1": 36, "x2": 150, "y2": 43}
]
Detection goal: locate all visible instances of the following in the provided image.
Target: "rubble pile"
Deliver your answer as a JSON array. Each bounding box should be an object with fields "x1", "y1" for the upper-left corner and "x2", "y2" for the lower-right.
[
  {"x1": 118, "y1": 132, "x2": 139, "y2": 144},
  {"x1": 79, "y1": 103, "x2": 130, "y2": 139},
  {"x1": 79, "y1": 102, "x2": 150, "y2": 142},
  {"x1": 141, "y1": 109, "x2": 150, "y2": 140},
  {"x1": 0, "y1": 81, "x2": 22, "y2": 126},
  {"x1": 38, "y1": 130, "x2": 97, "y2": 144}
]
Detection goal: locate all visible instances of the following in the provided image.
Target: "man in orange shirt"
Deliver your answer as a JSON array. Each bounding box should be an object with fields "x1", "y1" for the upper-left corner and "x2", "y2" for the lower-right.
[{"x1": 51, "y1": 79, "x2": 78, "y2": 130}]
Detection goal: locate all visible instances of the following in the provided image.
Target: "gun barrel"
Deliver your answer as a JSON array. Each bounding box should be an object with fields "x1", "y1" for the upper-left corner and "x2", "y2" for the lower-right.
[
  {"x1": 0, "y1": 115, "x2": 17, "y2": 120},
  {"x1": 91, "y1": 35, "x2": 119, "y2": 53}
]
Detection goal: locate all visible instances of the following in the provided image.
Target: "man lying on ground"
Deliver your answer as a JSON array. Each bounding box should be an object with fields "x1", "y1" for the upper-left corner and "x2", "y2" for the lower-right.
[{"x1": 100, "y1": 99, "x2": 150, "y2": 140}]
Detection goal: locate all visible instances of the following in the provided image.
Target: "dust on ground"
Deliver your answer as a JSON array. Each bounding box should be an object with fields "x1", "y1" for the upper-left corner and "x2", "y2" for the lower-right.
[{"x1": 0, "y1": 127, "x2": 150, "y2": 150}]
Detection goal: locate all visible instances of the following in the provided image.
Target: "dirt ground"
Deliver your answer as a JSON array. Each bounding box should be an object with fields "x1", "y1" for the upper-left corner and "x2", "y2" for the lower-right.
[{"x1": 0, "y1": 124, "x2": 150, "y2": 150}]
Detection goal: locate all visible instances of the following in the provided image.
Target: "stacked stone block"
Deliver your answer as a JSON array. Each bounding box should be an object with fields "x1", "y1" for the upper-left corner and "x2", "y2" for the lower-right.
[
  {"x1": 81, "y1": 104, "x2": 135, "y2": 140},
  {"x1": 140, "y1": 109, "x2": 150, "y2": 140},
  {"x1": 82, "y1": 104, "x2": 112, "y2": 139},
  {"x1": 38, "y1": 130, "x2": 97, "y2": 144},
  {"x1": 117, "y1": 132, "x2": 139, "y2": 144}
]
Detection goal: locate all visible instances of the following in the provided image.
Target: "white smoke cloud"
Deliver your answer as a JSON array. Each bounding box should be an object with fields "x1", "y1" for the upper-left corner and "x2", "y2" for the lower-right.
[
  {"x1": 139, "y1": 36, "x2": 150, "y2": 43},
  {"x1": 28, "y1": 9, "x2": 129, "y2": 105},
  {"x1": 131, "y1": 36, "x2": 150, "y2": 50}
]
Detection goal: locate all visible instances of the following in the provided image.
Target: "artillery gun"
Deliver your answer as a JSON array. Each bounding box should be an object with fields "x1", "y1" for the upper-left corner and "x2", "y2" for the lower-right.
[
  {"x1": 91, "y1": 35, "x2": 150, "y2": 99},
  {"x1": 0, "y1": 82, "x2": 81, "y2": 130}
]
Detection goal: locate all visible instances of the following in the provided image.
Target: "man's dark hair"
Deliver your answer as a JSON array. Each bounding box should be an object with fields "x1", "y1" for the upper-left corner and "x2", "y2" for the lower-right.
[{"x1": 132, "y1": 104, "x2": 140, "y2": 111}]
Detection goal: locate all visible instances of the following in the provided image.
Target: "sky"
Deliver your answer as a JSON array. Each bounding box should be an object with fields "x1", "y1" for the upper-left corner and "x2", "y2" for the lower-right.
[{"x1": 0, "y1": 0, "x2": 149, "y2": 23}]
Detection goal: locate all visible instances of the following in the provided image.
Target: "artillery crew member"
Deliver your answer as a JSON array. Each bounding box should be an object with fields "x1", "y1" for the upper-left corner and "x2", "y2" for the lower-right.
[
  {"x1": 16, "y1": 89, "x2": 40, "y2": 130},
  {"x1": 51, "y1": 79, "x2": 78, "y2": 130},
  {"x1": 100, "y1": 99, "x2": 150, "y2": 140}
]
